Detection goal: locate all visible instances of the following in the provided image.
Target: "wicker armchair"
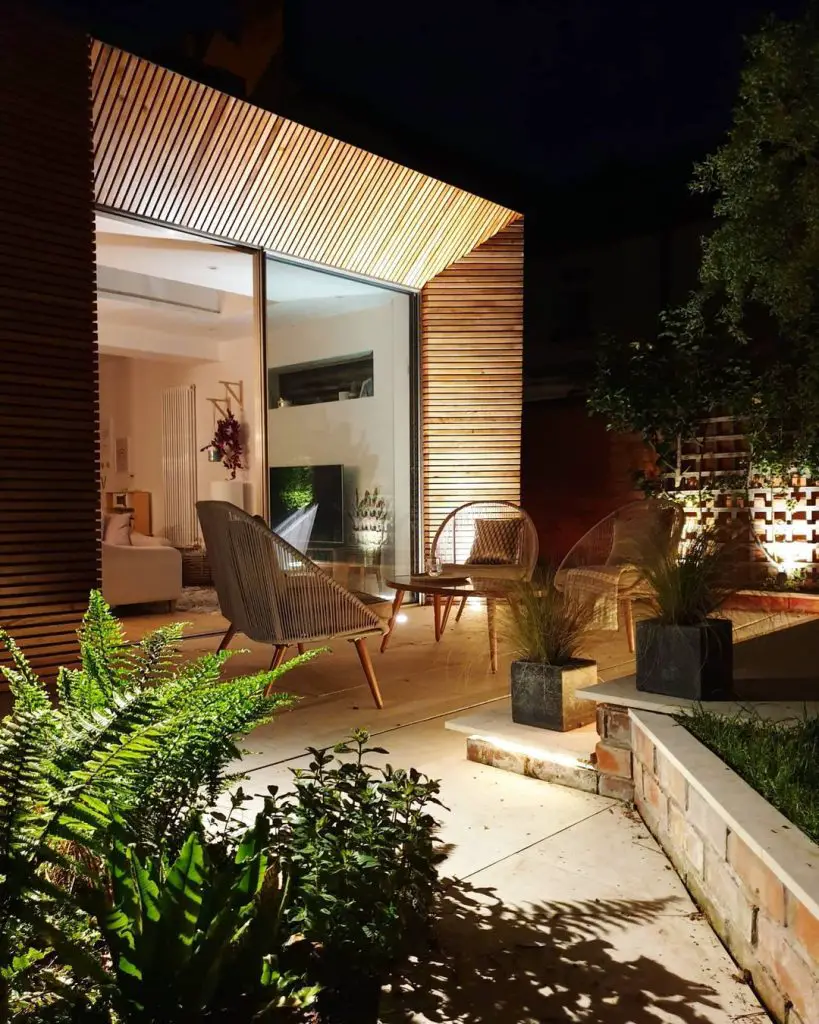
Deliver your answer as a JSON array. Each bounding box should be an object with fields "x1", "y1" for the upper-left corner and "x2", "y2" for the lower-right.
[
  {"x1": 555, "y1": 500, "x2": 684, "y2": 652},
  {"x1": 196, "y1": 501, "x2": 385, "y2": 708},
  {"x1": 430, "y1": 500, "x2": 539, "y2": 625}
]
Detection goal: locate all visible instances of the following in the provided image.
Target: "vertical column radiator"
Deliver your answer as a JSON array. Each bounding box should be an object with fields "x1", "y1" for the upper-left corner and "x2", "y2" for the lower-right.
[{"x1": 162, "y1": 385, "x2": 198, "y2": 547}]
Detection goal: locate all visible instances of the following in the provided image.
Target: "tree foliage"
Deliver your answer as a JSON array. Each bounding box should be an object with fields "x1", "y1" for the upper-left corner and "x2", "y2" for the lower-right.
[{"x1": 590, "y1": 9, "x2": 819, "y2": 477}]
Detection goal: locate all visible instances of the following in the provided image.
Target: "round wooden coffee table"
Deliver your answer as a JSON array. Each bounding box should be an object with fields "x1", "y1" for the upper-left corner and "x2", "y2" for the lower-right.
[{"x1": 382, "y1": 574, "x2": 517, "y2": 672}]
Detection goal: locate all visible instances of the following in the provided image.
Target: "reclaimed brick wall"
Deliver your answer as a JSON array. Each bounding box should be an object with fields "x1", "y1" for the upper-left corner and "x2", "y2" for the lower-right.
[
  {"x1": 593, "y1": 703, "x2": 635, "y2": 802},
  {"x1": 632, "y1": 713, "x2": 819, "y2": 1024}
]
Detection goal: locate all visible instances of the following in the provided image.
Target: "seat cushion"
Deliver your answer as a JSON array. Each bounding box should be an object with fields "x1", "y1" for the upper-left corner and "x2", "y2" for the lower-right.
[{"x1": 467, "y1": 518, "x2": 524, "y2": 565}]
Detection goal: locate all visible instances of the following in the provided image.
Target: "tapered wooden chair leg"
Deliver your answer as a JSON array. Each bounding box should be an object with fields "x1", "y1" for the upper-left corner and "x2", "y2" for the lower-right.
[
  {"x1": 353, "y1": 637, "x2": 384, "y2": 709},
  {"x1": 265, "y1": 645, "x2": 289, "y2": 696},
  {"x1": 217, "y1": 623, "x2": 236, "y2": 652},
  {"x1": 440, "y1": 596, "x2": 455, "y2": 634},
  {"x1": 455, "y1": 595, "x2": 469, "y2": 622}
]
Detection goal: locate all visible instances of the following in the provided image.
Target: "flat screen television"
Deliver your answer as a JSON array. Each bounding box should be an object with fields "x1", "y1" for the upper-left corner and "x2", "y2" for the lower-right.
[{"x1": 268, "y1": 464, "x2": 344, "y2": 545}]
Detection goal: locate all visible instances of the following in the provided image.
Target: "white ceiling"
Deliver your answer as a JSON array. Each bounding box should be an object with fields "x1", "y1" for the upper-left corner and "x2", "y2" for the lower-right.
[{"x1": 95, "y1": 213, "x2": 394, "y2": 361}]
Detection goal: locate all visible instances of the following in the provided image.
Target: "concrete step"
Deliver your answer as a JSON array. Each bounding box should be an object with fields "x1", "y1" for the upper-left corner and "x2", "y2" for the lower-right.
[{"x1": 446, "y1": 699, "x2": 601, "y2": 794}]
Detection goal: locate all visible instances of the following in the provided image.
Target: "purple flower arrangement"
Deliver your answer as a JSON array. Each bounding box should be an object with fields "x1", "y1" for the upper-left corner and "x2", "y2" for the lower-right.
[{"x1": 202, "y1": 410, "x2": 245, "y2": 479}]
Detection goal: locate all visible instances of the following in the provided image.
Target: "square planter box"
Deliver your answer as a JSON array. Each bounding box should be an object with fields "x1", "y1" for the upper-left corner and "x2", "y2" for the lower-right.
[
  {"x1": 510, "y1": 659, "x2": 597, "y2": 732},
  {"x1": 636, "y1": 618, "x2": 733, "y2": 700}
]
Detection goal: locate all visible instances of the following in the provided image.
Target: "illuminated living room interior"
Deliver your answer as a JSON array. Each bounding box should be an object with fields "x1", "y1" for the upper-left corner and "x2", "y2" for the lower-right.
[{"x1": 96, "y1": 212, "x2": 413, "y2": 627}]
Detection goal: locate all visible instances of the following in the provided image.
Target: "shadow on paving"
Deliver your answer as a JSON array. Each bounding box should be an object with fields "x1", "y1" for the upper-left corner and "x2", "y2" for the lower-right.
[
  {"x1": 733, "y1": 615, "x2": 819, "y2": 699},
  {"x1": 381, "y1": 881, "x2": 741, "y2": 1024}
]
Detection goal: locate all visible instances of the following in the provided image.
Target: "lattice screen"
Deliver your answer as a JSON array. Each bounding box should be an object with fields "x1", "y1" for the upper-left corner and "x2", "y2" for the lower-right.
[{"x1": 661, "y1": 415, "x2": 818, "y2": 585}]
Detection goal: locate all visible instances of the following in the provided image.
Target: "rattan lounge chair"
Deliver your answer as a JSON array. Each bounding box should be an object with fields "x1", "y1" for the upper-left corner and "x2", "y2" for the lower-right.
[
  {"x1": 196, "y1": 500, "x2": 385, "y2": 707},
  {"x1": 555, "y1": 499, "x2": 684, "y2": 652},
  {"x1": 429, "y1": 500, "x2": 539, "y2": 628}
]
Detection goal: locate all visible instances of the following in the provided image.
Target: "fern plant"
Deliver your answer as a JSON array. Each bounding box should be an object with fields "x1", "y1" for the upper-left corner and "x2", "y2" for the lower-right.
[
  {"x1": 0, "y1": 591, "x2": 310, "y2": 1019},
  {"x1": 69, "y1": 811, "x2": 317, "y2": 1021}
]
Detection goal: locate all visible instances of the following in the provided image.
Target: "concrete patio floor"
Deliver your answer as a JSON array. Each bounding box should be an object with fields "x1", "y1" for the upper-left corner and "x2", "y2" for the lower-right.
[{"x1": 113, "y1": 599, "x2": 808, "y2": 1022}]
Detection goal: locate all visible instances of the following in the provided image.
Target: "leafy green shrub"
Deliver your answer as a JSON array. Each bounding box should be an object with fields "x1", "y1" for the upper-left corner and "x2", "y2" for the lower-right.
[
  {"x1": 0, "y1": 591, "x2": 309, "y2": 1021},
  {"x1": 268, "y1": 730, "x2": 444, "y2": 1018},
  {"x1": 0, "y1": 598, "x2": 446, "y2": 1023},
  {"x1": 679, "y1": 706, "x2": 819, "y2": 843}
]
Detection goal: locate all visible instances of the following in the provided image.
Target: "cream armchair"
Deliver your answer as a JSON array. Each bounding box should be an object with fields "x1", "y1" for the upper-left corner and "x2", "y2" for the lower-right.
[{"x1": 101, "y1": 532, "x2": 182, "y2": 608}]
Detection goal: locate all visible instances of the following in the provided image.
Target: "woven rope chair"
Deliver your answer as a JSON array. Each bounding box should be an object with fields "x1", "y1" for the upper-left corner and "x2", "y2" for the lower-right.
[
  {"x1": 555, "y1": 499, "x2": 685, "y2": 652},
  {"x1": 430, "y1": 500, "x2": 539, "y2": 625},
  {"x1": 197, "y1": 501, "x2": 385, "y2": 708}
]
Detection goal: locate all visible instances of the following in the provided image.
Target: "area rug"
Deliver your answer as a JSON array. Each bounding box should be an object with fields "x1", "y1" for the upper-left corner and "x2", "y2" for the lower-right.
[{"x1": 175, "y1": 586, "x2": 221, "y2": 615}]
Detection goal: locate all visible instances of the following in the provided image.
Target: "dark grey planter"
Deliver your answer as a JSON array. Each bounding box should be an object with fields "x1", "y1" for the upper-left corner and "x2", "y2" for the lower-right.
[
  {"x1": 635, "y1": 617, "x2": 733, "y2": 700},
  {"x1": 510, "y1": 659, "x2": 597, "y2": 731}
]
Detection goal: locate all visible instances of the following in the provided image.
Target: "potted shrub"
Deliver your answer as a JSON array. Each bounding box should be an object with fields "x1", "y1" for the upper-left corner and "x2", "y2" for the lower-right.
[
  {"x1": 634, "y1": 528, "x2": 740, "y2": 700},
  {"x1": 504, "y1": 572, "x2": 597, "y2": 731}
]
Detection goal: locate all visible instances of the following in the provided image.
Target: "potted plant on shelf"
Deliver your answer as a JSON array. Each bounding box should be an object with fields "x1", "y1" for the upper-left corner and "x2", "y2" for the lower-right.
[
  {"x1": 350, "y1": 487, "x2": 389, "y2": 564},
  {"x1": 634, "y1": 527, "x2": 741, "y2": 700},
  {"x1": 504, "y1": 571, "x2": 597, "y2": 731},
  {"x1": 201, "y1": 409, "x2": 245, "y2": 479}
]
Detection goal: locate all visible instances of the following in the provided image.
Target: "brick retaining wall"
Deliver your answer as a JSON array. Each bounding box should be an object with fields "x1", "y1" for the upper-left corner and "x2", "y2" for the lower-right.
[{"x1": 631, "y1": 710, "x2": 819, "y2": 1024}]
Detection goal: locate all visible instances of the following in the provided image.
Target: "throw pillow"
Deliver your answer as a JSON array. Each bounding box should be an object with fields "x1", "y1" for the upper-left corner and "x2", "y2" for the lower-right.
[
  {"x1": 104, "y1": 511, "x2": 133, "y2": 546},
  {"x1": 467, "y1": 517, "x2": 524, "y2": 565}
]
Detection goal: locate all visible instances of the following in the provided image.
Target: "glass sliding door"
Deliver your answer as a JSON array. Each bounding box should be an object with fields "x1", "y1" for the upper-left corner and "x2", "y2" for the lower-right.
[{"x1": 264, "y1": 256, "x2": 412, "y2": 599}]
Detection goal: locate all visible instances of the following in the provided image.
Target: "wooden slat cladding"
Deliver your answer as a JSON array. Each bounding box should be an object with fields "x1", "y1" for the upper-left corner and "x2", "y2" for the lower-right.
[
  {"x1": 90, "y1": 41, "x2": 518, "y2": 289},
  {"x1": 420, "y1": 220, "x2": 524, "y2": 552},
  {"x1": 0, "y1": 8, "x2": 98, "y2": 680}
]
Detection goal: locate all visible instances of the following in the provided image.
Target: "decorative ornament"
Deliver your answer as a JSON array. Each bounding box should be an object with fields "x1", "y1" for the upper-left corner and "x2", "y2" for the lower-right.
[{"x1": 201, "y1": 409, "x2": 245, "y2": 480}]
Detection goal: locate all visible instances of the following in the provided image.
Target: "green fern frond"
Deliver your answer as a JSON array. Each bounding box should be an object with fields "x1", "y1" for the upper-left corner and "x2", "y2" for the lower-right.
[
  {"x1": 76, "y1": 591, "x2": 133, "y2": 709},
  {"x1": 131, "y1": 622, "x2": 187, "y2": 690},
  {"x1": 0, "y1": 632, "x2": 52, "y2": 715},
  {"x1": 0, "y1": 708, "x2": 57, "y2": 869}
]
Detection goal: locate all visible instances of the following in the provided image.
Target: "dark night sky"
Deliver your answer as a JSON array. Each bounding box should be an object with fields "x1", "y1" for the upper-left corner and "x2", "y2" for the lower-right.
[
  {"x1": 284, "y1": 0, "x2": 804, "y2": 207},
  {"x1": 287, "y1": 0, "x2": 786, "y2": 183},
  {"x1": 52, "y1": 0, "x2": 804, "y2": 210}
]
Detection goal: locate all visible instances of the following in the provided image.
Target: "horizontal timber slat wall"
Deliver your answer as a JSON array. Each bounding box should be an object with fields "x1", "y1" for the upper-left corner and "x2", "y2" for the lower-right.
[
  {"x1": 421, "y1": 219, "x2": 524, "y2": 552},
  {"x1": 0, "y1": 9, "x2": 98, "y2": 679},
  {"x1": 90, "y1": 41, "x2": 518, "y2": 289}
]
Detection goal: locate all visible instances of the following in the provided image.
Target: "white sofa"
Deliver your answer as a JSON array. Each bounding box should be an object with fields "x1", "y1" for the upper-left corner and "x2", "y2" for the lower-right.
[{"x1": 101, "y1": 532, "x2": 183, "y2": 608}]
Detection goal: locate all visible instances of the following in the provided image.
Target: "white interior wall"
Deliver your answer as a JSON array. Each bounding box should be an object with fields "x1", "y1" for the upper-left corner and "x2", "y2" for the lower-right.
[
  {"x1": 266, "y1": 296, "x2": 411, "y2": 575},
  {"x1": 100, "y1": 332, "x2": 261, "y2": 538},
  {"x1": 99, "y1": 355, "x2": 133, "y2": 494}
]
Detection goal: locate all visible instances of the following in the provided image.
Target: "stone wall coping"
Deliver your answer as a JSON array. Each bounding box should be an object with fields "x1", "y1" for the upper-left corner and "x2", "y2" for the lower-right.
[
  {"x1": 631, "y1": 708, "x2": 819, "y2": 922},
  {"x1": 577, "y1": 676, "x2": 819, "y2": 722}
]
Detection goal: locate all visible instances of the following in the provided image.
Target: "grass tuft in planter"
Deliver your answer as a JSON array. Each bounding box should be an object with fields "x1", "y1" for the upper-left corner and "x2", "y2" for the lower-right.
[
  {"x1": 679, "y1": 705, "x2": 819, "y2": 844},
  {"x1": 504, "y1": 571, "x2": 597, "y2": 731},
  {"x1": 635, "y1": 527, "x2": 742, "y2": 700}
]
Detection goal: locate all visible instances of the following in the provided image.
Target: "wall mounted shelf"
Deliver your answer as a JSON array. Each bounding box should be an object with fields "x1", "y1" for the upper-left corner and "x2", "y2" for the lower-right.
[{"x1": 268, "y1": 352, "x2": 373, "y2": 408}]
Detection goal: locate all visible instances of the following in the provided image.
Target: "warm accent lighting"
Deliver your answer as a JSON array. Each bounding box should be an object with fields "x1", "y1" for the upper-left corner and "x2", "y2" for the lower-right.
[{"x1": 470, "y1": 732, "x2": 586, "y2": 771}]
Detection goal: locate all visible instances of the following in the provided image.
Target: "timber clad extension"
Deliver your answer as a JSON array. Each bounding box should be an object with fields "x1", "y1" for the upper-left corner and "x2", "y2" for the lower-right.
[
  {"x1": 91, "y1": 41, "x2": 517, "y2": 290},
  {"x1": 1, "y1": 11, "x2": 98, "y2": 677},
  {"x1": 421, "y1": 220, "x2": 524, "y2": 553},
  {"x1": 1, "y1": 11, "x2": 524, "y2": 677}
]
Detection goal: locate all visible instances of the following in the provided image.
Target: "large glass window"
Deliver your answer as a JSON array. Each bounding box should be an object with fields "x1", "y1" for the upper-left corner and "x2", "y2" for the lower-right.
[{"x1": 265, "y1": 257, "x2": 412, "y2": 598}]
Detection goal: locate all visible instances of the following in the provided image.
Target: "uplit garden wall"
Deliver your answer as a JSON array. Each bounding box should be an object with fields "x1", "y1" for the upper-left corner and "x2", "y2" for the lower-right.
[{"x1": 665, "y1": 415, "x2": 818, "y2": 588}]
